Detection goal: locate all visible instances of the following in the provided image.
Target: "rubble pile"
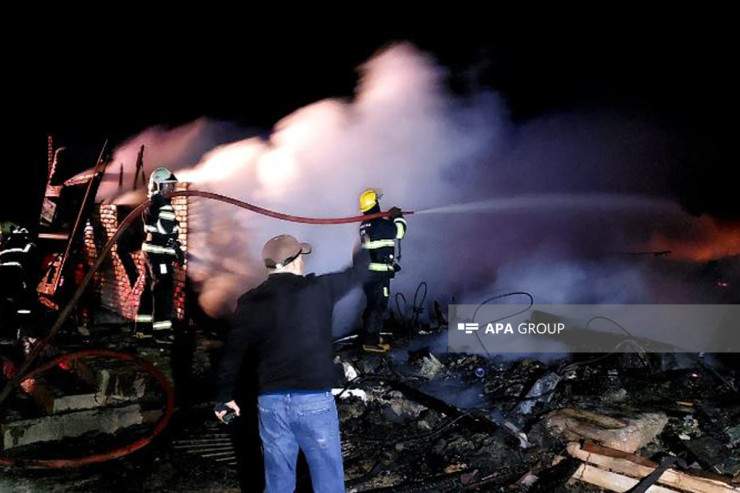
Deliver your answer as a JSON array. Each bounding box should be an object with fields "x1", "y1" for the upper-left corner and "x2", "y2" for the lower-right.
[
  {"x1": 0, "y1": 355, "x2": 165, "y2": 456},
  {"x1": 2, "y1": 319, "x2": 738, "y2": 492},
  {"x1": 334, "y1": 345, "x2": 740, "y2": 492}
]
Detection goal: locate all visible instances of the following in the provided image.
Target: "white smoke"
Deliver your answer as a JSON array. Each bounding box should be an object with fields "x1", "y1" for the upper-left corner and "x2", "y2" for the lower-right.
[
  {"x1": 176, "y1": 44, "x2": 509, "y2": 319},
  {"x1": 97, "y1": 118, "x2": 247, "y2": 204},
  {"x1": 103, "y1": 43, "x2": 719, "y2": 329}
]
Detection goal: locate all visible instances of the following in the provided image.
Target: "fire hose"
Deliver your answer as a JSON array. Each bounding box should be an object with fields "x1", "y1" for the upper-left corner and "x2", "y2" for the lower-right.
[
  {"x1": 0, "y1": 350, "x2": 175, "y2": 469},
  {"x1": 169, "y1": 190, "x2": 414, "y2": 224},
  {"x1": 0, "y1": 190, "x2": 413, "y2": 468}
]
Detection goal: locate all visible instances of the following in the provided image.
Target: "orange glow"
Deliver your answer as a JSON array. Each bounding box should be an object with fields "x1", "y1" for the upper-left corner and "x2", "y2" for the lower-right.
[
  {"x1": 2, "y1": 360, "x2": 16, "y2": 379},
  {"x1": 20, "y1": 378, "x2": 35, "y2": 394},
  {"x1": 649, "y1": 216, "x2": 740, "y2": 262}
]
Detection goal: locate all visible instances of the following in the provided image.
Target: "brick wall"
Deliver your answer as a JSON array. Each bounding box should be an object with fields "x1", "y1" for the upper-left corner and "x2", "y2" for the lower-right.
[{"x1": 83, "y1": 183, "x2": 189, "y2": 320}]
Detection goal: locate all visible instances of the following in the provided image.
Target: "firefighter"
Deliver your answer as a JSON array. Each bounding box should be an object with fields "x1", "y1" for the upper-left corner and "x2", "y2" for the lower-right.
[
  {"x1": 134, "y1": 167, "x2": 184, "y2": 345},
  {"x1": 0, "y1": 227, "x2": 37, "y2": 331},
  {"x1": 358, "y1": 188, "x2": 407, "y2": 353}
]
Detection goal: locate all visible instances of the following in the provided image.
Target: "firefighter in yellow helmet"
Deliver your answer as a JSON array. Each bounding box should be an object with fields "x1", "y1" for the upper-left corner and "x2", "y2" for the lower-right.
[
  {"x1": 358, "y1": 189, "x2": 407, "y2": 353},
  {"x1": 134, "y1": 167, "x2": 184, "y2": 344}
]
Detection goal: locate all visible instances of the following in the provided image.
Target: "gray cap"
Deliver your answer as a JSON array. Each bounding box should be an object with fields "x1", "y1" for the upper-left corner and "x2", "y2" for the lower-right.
[{"x1": 262, "y1": 234, "x2": 312, "y2": 269}]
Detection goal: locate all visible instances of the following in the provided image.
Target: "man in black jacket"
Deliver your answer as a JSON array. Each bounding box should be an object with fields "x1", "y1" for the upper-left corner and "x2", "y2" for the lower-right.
[{"x1": 215, "y1": 234, "x2": 368, "y2": 493}]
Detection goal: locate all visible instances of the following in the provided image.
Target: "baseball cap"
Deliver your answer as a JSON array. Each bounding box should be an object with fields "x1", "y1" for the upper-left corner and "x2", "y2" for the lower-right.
[{"x1": 262, "y1": 234, "x2": 312, "y2": 269}]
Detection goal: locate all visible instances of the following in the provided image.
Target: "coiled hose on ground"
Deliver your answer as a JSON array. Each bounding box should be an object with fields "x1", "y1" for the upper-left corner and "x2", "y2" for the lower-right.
[{"x1": 0, "y1": 349, "x2": 175, "y2": 468}]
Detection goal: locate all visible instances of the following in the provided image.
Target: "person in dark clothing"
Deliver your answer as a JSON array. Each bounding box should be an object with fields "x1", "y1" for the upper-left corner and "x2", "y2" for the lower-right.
[
  {"x1": 358, "y1": 188, "x2": 407, "y2": 353},
  {"x1": 133, "y1": 168, "x2": 192, "y2": 409},
  {"x1": 0, "y1": 227, "x2": 38, "y2": 334},
  {"x1": 134, "y1": 167, "x2": 184, "y2": 345},
  {"x1": 228, "y1": 344, "x2": 265, "y2": 492},
  {"x1": 215, "y1": 234, "x2": 369, "y2": 493}
]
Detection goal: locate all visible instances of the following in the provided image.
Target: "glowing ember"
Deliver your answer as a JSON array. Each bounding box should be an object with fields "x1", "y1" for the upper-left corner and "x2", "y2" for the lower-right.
[
  {"x1": 2, "y1": 360, "x2": 16, "y2": 379},
  {"x1": 20, "y1": 378, "x2": 35, "y2": 394}
]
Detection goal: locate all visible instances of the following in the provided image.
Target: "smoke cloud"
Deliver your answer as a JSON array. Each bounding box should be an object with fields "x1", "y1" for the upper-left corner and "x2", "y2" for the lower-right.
[
  {"x1": 97, "y1": 118, "x2": 247, "y2": 204},
  {"x1": 102, "y1": 43, "x2": 736, "y2": 331}
]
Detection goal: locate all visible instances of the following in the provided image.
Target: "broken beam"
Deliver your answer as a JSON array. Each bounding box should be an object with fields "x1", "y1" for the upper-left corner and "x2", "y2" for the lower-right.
[{"x1": 568, "y1": 442, "x2": 738, "y2": 493}]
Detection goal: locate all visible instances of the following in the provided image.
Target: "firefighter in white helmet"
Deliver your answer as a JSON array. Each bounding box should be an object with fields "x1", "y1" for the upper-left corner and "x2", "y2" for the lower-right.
[
  {"x1": 358, "y1": 188, "x2": 407, "y2": 353},
  {"x1": 134, "y1": 167, "x2": 184, "y2": 344}
]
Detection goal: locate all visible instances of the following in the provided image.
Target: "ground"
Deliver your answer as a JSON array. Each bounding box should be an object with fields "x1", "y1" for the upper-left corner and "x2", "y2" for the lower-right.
[{"x1": 1, "y1": 317, "x2": 739, "y2": 492}]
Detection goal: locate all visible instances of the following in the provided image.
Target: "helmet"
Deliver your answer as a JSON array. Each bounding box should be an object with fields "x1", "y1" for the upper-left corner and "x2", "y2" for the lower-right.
[
  {"x1": 6, "y1": 227, "x2": 30, "y2": 248},
  {"x1": 11, "y1": 227, "x2": 30, "y2": 241},
  {"x1": 148, "y1": 167, "x2": 178, "y2": 198},
  {"x1": 359, "y1": 188, "x2": 383, "y2": 213}
]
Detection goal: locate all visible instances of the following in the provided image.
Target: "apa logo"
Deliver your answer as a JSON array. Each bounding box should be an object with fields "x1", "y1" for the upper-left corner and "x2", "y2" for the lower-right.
[{"x1": 457, "y1": 322, "x2": 479, "y2": 334}]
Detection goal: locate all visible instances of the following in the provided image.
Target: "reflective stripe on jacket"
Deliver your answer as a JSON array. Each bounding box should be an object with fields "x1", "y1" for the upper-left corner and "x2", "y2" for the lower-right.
[
  {"x1": 142, "y1": 195, "x2": 181, "y2": 254},
  {"x1": 359, "y1": 214, "x2": 406, "y2": 272}
]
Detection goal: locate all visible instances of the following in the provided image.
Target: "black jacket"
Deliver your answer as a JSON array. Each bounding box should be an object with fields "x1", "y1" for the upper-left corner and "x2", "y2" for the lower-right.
[
  {"x1": 215, "y1": 250, "x2": 369, "y2": 400},
  {"x1": 141, "y1": 194, "x2": 181, "y2": 256},
  {"x1": 359, "y1": 214, "x2": 407, "y2": 273}
]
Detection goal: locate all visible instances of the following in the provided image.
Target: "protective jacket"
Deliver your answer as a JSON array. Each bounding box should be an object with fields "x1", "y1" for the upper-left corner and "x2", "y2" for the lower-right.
[
  {"x1": 0, "y1": 235, "x2": 36, "y2": 270},
  {"x1": 141, "y1": 195, "x2": 181, "y2": 258},
  {"x1": 0, "y1": 234, "x2": 37, "y2": 291},
  {"x1": 359, "y1": 215, "x2": 406, "y2": 273},
  {"x1": 135, "y1": 194, "x2": 182, "y2": 341}
]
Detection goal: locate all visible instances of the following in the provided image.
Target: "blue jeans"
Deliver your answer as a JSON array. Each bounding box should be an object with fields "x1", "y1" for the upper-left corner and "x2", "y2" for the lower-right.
[{"x1": 258, "y1": 391, "x2": 344, "y2": 492}]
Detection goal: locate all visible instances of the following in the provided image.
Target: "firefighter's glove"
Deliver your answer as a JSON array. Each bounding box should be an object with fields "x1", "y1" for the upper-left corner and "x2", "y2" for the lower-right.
[
  {"x1": 167, "y1": 238, "x2": 184, "y2": 263},
  {"x1": 175, "y1": 245, "x2": 185, "y2": 264},
  {"x1": 388, "y1": 206, "x2": 403, "y2": 220}
]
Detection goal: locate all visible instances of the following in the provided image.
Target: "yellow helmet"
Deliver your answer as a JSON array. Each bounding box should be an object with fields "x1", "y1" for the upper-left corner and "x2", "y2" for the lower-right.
[{"x1": 359, "y1": 188, "x2": 383, "y2": 212}]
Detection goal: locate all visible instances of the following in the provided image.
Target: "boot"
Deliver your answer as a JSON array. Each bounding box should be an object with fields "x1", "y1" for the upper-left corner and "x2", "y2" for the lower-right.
[{"x1": 362, "y1": 337, "x2": 391, "y2": 354}]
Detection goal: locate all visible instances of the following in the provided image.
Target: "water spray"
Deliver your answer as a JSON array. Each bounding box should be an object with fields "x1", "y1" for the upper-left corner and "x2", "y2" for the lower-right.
[{"x1": 415, "y1": 193, "x2": 682, "y2": 216}]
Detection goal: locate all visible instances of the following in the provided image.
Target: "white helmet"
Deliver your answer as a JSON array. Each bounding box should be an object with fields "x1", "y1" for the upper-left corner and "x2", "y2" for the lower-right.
[{"x1": 148, "y1": 167, "x2": 178, "y2": 198}]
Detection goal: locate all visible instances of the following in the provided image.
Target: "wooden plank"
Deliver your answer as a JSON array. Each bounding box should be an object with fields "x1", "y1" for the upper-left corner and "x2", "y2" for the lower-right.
[
  {"x1": 568, "y1": 442, "x2": 738, "y2": 493},
  {"x1": 581, "y1": 441, "x2": 736, "y2": 486},
  {"x1": 582, "y1": 440, "x2": 659, "y2": 467},
  {"x1": 572, "y1": 463, "x2": 677, "y2": 493}
]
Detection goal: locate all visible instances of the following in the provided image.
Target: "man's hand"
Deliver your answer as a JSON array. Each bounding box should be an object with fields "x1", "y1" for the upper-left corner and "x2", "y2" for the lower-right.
[
  {"x1": 388, "y1": 206, "x2": 403, "y2": 220},
  {"x1": 214, "y1": 400, "x2": 240, "y2": 423}
]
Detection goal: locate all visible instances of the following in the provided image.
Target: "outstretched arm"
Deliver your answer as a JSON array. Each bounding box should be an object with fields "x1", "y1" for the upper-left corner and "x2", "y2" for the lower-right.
[{"x1": 317, "y1": 248, "x2": 371, "y2": 303}]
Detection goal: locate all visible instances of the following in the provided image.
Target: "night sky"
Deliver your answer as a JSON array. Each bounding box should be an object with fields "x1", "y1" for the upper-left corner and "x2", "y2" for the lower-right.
[{"x1": 3, "y1": 14, "x2": 736, "y2": 226}]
